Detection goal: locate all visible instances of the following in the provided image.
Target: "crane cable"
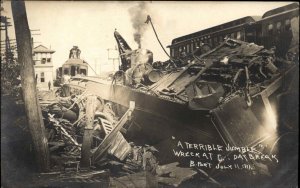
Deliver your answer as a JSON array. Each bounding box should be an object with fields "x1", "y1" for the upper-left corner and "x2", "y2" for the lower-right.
[
  {"x1": 86, "y1": 62, "x2": 99, "y2": 76},
  {"x1": 145, "y1": 15, "x2": 171, "y2": 59}
]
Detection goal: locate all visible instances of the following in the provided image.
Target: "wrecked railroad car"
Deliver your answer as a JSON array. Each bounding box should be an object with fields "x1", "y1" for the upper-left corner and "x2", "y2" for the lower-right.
[
  {"x1": 56, "y1": 2, "x2": 299, "y2": 175},
  {"x1": 61, "y1": 37, "x2": 298, "y2": 169}
]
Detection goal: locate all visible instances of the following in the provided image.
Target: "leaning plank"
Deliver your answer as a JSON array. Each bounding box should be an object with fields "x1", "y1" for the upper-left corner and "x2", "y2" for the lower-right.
[
  {"x1": 108, "y1": 132, "x2": 132, "y2": 161},
  {"x1": 92, "y1": 101, "x2": 135, "y2": 163}
]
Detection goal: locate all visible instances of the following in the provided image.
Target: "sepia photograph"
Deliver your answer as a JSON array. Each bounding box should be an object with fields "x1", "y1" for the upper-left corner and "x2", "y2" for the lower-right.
[{"x1": 1, "y1": 1, "x2": 299, "y2": 187}]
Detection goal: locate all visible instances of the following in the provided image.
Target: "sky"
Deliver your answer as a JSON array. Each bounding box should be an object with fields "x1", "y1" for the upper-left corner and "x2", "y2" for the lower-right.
[{"x1": 1, "y1": 1, "x2": 292, "y2": 76}]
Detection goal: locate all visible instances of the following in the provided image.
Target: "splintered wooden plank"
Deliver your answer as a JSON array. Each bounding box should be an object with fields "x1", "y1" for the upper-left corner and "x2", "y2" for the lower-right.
[
  {"x1": 108, "y1": 132, "x2": 132, "y2": 161},
  {"x1": 92, "y1": 101, "x2": 135, "y2": 163},
  {"x1": 99, "y1": 118, "x2": 114, "y2": 136}
]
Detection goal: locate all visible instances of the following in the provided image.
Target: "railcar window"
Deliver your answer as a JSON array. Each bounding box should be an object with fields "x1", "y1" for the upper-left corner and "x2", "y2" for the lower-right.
[
  {"x1": 231, "y1": 33, "x2": 235, "y2": 38},
  {"x1": 219, "y1": 36, "x2": 223, "y2": 43},
  {"x1": 276, "y1": 22, "x2": 282, "y2": 32},
  {"x1": 187, "y1": 44, "x2": 190, "y2": 53},
  {"x1": 268, "y1": 24, "x2": 274, "y2": 35},
  {"x1": 285, "y1": 19, "x2": 291, "y2": 30},
  {"x1": 214, "y1": 37, "x2": 218, "y2": 45},
  {"x1": 208, "y1": 39, "x2": 212, "y2": 46},
  {"x1": 80, "y1": 69, "x2": 87, "y2": 75},
  {"x1": 240, "y1": 32, "x2": 245, "y2": 41},
  {"x1": 179, "y1": 47, "x2": 182, "y2": 52},
  {"x1": 237, "y1": 31, "x2": 241, "y2": 40},
  {"x1": 64, "y1": 69, "x2": 69, "y2": 75}
]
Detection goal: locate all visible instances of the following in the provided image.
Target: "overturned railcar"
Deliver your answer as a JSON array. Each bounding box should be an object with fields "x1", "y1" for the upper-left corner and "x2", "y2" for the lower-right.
[
  {"x1": 62, "y1": 39, "x2": 298, "y2": 164},
  {"x1": 61, "y1": 4, "x2": 298, "y2": 174}
]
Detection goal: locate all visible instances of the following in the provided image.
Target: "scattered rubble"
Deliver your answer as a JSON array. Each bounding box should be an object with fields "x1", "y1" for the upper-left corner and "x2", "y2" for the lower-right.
[
  {"x1": 36, "y1": 38, "x2": 297, "y2": 187},
  {"x1": 39, "y1": 89, "x2": 199, "y2": 187}
]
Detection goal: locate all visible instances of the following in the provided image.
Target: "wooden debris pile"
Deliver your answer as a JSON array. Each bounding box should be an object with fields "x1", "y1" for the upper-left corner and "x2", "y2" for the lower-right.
[
  {"x1": 38, "y1": 90, "x2": 201, "y2": 187},
  {"x1": 147, "y1": 38, "x2": 294, "y2": 110}
]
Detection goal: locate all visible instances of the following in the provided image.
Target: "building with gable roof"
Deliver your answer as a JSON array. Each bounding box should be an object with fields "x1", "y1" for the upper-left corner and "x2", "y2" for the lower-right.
[{"x1": 33, "y1": 44, "x2": 55, "y2": 90}]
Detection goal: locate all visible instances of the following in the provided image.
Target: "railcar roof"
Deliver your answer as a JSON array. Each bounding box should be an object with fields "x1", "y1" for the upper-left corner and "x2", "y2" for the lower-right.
[
  {"x1": 262, "y1": 3, "x2": 299, "y2": 18},
  {"x1": 171, "y1": 16, "x2": 260, "y2": 45}
]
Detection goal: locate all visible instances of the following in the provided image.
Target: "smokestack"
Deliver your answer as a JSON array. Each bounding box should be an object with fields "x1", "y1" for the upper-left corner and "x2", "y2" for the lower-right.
[{"x1": 128, "y1": 2, "x2": 149, "y2": 49}]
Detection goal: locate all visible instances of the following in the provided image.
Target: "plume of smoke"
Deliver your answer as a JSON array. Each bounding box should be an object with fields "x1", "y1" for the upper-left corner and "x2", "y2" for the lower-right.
[{"x1": 128, "y1": 2, "x2": 149, "y2": 49}]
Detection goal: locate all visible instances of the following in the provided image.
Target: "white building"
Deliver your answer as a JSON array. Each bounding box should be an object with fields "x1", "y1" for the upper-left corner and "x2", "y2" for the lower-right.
[{"x1": 32, "y1": 45, "x2": 55, "y2": 90}]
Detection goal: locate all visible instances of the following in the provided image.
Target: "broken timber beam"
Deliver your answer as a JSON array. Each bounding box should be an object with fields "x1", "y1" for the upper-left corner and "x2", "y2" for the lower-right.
[
  {"x1": 81, "y1": 95, "x2": 98, "y2": 168},
  {"x1": 92, "y1": 101, "x2": 135, "y2": 163}
]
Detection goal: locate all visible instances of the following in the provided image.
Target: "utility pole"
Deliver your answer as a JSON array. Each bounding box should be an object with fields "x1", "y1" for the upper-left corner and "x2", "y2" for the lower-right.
[
  {"x1": 0, "y1": 15, "x2": 13, "y2": 61},
  {"x1": 11, "y1": 0, "x2": 50, "y2": 172},
  {"x1": 30, "y1": 29, "x2": 41, "y2": 51},
  {"x1": 107, "y1": 47, "x2": 119, "y2": 72}
]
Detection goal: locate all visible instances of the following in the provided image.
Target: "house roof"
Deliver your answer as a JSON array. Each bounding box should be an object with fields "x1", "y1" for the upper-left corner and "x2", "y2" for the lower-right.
[{"x1": 33, "y1": 45, "x2": 55, "y2": 53}]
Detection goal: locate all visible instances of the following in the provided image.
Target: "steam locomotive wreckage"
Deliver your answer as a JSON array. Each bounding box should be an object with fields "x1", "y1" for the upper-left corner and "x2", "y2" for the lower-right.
[{"x1": 39, "y1": 3, "x2": 298, "y2": 187}]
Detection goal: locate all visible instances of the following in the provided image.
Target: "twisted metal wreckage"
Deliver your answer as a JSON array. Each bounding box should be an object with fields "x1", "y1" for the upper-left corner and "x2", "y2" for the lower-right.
[{"x1": 39, "y1": 35, "x2": 297, "y2": 186}]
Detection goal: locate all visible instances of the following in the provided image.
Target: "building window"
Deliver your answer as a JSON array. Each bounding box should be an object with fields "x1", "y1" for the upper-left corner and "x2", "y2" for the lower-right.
[
  {"x1": 40, "y1": 72, "x2": 45, "y2": 82},
  {"x1": 237, "y1": 31, "x2": 241, "y2": 40},
  {"x1": 268, "y1": 23, "x2": 273, "y2": 35},
  {"x1": 285, "y1": 19, "x2": 291, "y2": 30},
  {"x1": 47, "y1": 58, "x2": 51, "y2": 62},
  {"x1": 41, "y1": 58, "x2": 46, "y2": 64}
]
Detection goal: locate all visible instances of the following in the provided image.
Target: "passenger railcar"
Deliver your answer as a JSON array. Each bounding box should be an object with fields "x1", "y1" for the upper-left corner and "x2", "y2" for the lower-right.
[{"x1": 169, "y1": 3, "x2": 299, "y2": 59}]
